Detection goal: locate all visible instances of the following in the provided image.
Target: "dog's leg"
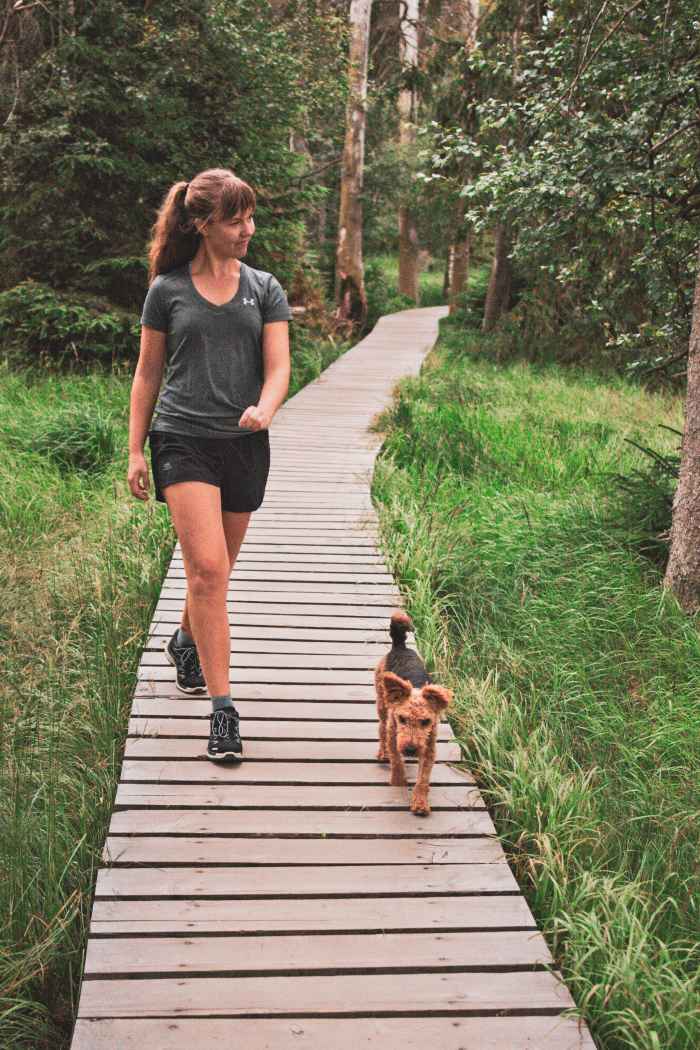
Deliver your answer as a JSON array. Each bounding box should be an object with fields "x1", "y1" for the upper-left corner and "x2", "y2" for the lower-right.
[
  {"x1": 388, "y1": 715, "x2": 407, "y2": 787},
  {"x1": 410, "y1": 730, "x2": 437, "y2": 815},
  {"x1": 376, "y1": 704, "x2": 389, "y2": 763}
]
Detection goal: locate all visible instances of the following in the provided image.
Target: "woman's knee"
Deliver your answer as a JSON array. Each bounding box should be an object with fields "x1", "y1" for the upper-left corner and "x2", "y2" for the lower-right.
[{"x1": 186, "y1": 556, "x2": 229, "y2": 597}]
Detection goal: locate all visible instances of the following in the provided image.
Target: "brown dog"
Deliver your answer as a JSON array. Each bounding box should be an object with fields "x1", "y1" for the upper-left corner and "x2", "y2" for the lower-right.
[{"x1": 375, "y1": 610, "x2": 452, "y2": 816}]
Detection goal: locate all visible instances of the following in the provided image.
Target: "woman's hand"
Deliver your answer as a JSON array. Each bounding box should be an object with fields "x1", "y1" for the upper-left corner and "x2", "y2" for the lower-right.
[
  {"x1": 128, "y1": 451, "x2": 150, "y2": 500},
  {"x1": 239, "y1": 405, "x2": 272, "y2": 431}
]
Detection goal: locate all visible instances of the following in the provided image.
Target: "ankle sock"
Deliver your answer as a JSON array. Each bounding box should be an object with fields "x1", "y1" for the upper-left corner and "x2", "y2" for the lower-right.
[
  {"x1": 211, "y1": 694, "x2": 236, "y2": 713},
  {"x1": 176, "y1": 627, "x2": 195, "y2": 647}
]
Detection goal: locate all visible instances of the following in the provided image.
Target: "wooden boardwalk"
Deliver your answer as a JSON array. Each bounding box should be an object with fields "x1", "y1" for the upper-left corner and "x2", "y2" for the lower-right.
[{"x1": 71, "y1": 307, "x2": 595, "y2": 1049}]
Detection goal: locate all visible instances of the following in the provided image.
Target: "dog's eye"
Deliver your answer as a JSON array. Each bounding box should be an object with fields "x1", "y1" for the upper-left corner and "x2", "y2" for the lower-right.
[
  {"x1": 420, "y1": 718, "x2": 431, "y2": 727},
  {"x1": 397, "y1": 715, "x2": 407, "y2": 725}
]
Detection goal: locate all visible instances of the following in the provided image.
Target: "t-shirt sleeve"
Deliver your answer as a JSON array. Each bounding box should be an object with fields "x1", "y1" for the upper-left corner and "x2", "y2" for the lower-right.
[
  {"x1": 262, "y1": 275, "x2": 293, "y2": 323},
  {"x1": 140, "y1": 278, "x2": 169, "y2": 332}
]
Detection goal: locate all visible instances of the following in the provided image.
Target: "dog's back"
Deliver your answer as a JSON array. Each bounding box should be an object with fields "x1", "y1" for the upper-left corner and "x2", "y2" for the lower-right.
[{"x1": 386, "y1": 611, "x2": 433, "y2": 688}]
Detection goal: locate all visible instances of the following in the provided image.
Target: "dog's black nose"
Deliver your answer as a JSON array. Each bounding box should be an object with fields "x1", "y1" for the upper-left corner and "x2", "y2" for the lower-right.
[{"x1": 402, "y1": 745, "x2": 417, "y2": 756}]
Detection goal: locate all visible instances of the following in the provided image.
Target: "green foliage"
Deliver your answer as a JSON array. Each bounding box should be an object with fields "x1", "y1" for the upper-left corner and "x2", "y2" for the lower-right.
[
  {"x1": 419, "y1": 2, "x2": 700, "y2": 374},
  {"x1": 0, "y1": 280, "x2": 138, "y2": 363},
  {"x1": 373, "y1": 324, "x2": 699, "y2": 1048},
  {"x1": 0, "y1": 0, "x2": 347, "y2": 310}
]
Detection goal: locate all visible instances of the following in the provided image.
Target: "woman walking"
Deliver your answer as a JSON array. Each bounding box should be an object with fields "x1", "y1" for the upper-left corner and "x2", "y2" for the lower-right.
[{"x1": 127, "y1": 168, "x2": 292, "y2": 762}]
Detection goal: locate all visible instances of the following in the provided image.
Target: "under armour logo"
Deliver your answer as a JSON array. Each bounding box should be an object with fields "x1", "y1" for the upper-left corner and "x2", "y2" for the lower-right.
[{"x1": 242, "y1": 297, "x2": 255, "y2": 306}]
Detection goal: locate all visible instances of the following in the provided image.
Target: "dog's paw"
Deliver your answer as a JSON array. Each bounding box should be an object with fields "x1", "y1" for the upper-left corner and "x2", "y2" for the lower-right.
[
  {"x1": 376, "y1": 749, "x2": 388, "y2": 763},
  {"x1": 411, "y1": 793, "x2": 430, "y2": 816}
]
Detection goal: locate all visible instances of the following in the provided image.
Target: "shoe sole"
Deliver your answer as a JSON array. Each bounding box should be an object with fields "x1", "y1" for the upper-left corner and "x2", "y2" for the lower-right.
[
  {"x1": 207, "y1": 750, "x2": 243, "y2": 763},
  {"x1": 163, "y1": 637, "x2": 207, "y2": 695}
]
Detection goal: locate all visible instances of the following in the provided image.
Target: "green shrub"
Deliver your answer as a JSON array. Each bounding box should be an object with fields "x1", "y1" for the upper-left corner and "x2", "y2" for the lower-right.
[{"x1": 0, "y1": 281, "x2": 139, "y2": 364}]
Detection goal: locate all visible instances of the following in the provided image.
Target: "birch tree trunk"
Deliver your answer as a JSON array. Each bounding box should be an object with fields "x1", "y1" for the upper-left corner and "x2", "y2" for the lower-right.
[
  {"x1": 336, "y1": 0, "x2": 372, "y2": 325},
  {"x1": 398, "y1": 0, "x2": 420, "y2": 302},
  {"x1": 447, "y1": 0, "x2": 479, "y2": 315},
  {"x1": 663, "y1": 245, "x2": 700, "y2": 611}
]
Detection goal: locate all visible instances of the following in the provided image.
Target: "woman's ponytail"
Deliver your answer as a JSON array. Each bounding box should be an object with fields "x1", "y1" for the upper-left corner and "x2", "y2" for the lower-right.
[{"x1": 146, "y1": 180, "x2": 200, "y2": 283}]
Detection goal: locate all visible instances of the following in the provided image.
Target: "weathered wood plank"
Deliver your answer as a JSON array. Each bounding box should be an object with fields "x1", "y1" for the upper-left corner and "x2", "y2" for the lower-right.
[
  {"x1": 128, "y1": 718, "x2": 454, "y2": 740},
  {"x1": 71, "y1": 1016, "x2": 596, "y2": 1049},
  {"x1": 95, "y1": 863, "x2": 519, "y2": 898},
  {"x1": 85, "y1": 930, "x2": 553, "y2": 976},
  {"x1": 114, "y1": 784, "x2": 478, "y2": 809},
  {"x1": 120, "y1": 760, "x2": 471, "y2": 785},
  {"x1": 77, "y1": 970, "x2": 574, "y2": 1018},
  {"x1": 102, "y1": 835, "x2": 498, "y2": 866},
  {"x1": 108, "y1": 808, "x2": 488, "y2": 836},
  {"x1": 89, "y1": 894, "x2": 538, "y2": 935},
  {"x1": 141, "y1": 650, "x2": 386, "y2": 670},
  {"x1": 122, "y1": 739, "x2": 461, "y2": 763}
]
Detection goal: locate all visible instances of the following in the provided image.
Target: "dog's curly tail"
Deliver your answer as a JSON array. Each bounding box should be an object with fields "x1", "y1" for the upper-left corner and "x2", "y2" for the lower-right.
[{"x1": 389, "y1": 609, "x2": 413, "y2": 648}]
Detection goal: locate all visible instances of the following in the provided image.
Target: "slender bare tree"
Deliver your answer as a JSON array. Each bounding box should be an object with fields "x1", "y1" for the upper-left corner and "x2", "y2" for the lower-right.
[
  {"x1": 336, "y1": 0, "x2": 373, "y2": 324},
  {"x1": 663, "y1": 244, "x2": 700, "y2": 612},
  {"x1": 447, "y1": 0, "x2": 479, "y2": 316},
  {"x1": 398, "y1": 0, "x2": 420, "y2": 301}
]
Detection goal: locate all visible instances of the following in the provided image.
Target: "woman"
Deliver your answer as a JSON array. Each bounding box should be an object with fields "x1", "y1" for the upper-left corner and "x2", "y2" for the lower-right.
[{"x1": 127, "y1": 168, "x2": 292, "y2": 762}]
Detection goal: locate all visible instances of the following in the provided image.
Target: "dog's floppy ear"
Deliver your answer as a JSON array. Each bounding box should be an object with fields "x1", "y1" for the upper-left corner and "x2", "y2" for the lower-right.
[
  {"x1": 422, "y1": 684, "x2": 452, "y2": 713},
  {"x1": 382, "y1": 671, "x2": 412, "y2": 704}
]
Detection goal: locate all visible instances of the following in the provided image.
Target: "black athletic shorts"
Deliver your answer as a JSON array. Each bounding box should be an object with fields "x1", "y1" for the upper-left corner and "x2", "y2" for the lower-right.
[{"x1": 148, "y1": 428, "x2": 270, "y2": 513}]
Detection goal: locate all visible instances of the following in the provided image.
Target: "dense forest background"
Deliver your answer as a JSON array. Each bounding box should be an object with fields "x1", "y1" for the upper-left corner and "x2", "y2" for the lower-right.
[{"x1": 1, "y1": 1, "x2": 699, "y2": 1048}]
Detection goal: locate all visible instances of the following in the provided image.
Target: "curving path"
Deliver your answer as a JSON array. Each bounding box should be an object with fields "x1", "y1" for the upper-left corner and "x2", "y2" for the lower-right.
[{"x1": 71, "y1": 306, "x2": 595, "y2": 1049}]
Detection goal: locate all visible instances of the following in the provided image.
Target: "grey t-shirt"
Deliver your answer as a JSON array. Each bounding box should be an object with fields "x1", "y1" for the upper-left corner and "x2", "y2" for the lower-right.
[{"x1": 140, "y1": 261, "x2": 292, "y2": 438}]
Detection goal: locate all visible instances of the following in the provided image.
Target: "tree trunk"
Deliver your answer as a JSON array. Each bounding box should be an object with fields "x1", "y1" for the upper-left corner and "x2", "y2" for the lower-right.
[
  {"x1": 482, "y1": 223, "x2": 512, "y2": 331},
  {"x1": 335, "y1": 0, "x2": 372, "y2": 325},
  {"x1": 663, "y1": 244, "x2": 700, "y2": 611},
  {"x1": 449, "y1": 228, "x2": 470, "y2": 315},
  {"x1": 398, "y1": 0, "x2": 419, "y2": 302},
  {"x1": 446, "y1": 0, "x2": 478, "y2": 312}
]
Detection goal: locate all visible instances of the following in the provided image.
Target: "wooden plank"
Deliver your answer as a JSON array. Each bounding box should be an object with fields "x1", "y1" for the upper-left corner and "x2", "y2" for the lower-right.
[
  {"x1": 153, "y1": 606, "x2": 396, "y2": 627},
  {"x1": 103, "y1": 835, "x2": 500, "y2": 866},
  {"x1": 108, "y1": 808, "x2": 488, "y2": 836},
  {"x1": 145, "y1": 637, "x2": 389, "y2": 656},
  {"x1": 133, "y1": 683, "x2": 377, "y2": 700},
  {"x1": 128, "y1": 718, "x2": 454, "y2": 740},
  {"x1": 130, "y1": 700, "x2": 383, "y2": 721},
  {"x1": 122, "y1": 739, "x2": 461, "y2": 763},
  {"x1": 138, "y1": 667, "x2": 376, "y2": 685},
  {"x1": 114, "y1": 784, "x2": 478, "y2": 809},
  {"x1": 77, "y1": 971, "x2": 574, "y2": 1018},
  {"x1": 85, "y1": 930, "x2": 553, "y2": 976},
  {"x1": 89, "y1": 894, "x2": 538, "y2": 936},
  {"x1": 95, "y1": 863, "x2": 519, "y2": 898},
  {"x1": 72, "y1": 1016, "x2": 597, "y2": 1049},
  {"x1": 120, "y1": 760, "x2": 471, "y2": 785},
  {"x1": 141, "y1": 650, "x2": 385, "y2": 670},
  {"x1": 148, "y1": 623, "x2": 390, "y2": 642}
]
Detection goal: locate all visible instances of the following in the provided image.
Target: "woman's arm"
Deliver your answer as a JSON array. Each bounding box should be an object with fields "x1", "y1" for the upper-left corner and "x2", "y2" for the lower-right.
[
  {"x1": 127, "y1": 326, "x2": 166, "y2": 500},
  {"x1": 239, "y1": 320, "x2": 291, "y2": 431}
]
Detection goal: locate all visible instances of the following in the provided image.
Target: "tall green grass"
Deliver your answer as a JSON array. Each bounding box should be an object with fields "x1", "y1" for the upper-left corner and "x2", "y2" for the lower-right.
[
  {"x1": 372, "y1": 317, "x2": 699, "y2": 1049},
  {"x1": 0, "y1": 324, "x2": 352, "y2": 1048}
]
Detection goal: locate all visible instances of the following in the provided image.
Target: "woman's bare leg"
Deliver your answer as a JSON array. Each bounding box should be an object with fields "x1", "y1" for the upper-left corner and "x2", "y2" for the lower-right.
[
  {"x1": 164, "y1": 481, "x2": 231, "y2": 697},
  {"x1": 180, "y1": 510, "x2": 251, "y2": 636}
]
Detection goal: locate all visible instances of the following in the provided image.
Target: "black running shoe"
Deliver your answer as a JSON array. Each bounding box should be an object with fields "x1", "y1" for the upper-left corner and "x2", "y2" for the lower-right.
[
  {"x1": 207, "y1": 709, "x2": 243, "y2": 762},
  {"x1": 164, "y1": 631, "x2": 206, "y2": 694}
]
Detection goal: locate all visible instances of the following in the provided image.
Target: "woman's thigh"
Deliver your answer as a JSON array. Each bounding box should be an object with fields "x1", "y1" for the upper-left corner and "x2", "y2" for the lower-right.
[
  {"x1": 164, "y1": 481, "x2": 229, "y2": 583},
  {"x1": 222, "y1": 510, "x2": 252, "y2": 569}
]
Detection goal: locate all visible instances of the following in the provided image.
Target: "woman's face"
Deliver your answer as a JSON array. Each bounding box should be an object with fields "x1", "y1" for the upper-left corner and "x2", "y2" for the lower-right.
[{"x1": 200, "y1": 208, "x2": 256, "y2": 258}]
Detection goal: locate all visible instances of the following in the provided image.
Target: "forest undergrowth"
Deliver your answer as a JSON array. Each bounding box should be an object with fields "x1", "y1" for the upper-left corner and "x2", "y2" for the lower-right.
[
  {"x1": 0, "y1": 325, "x2": 351, "y2": 1049},
  {"x1": 372, "y1": 313, "x2": 699, "y2": 1050}
]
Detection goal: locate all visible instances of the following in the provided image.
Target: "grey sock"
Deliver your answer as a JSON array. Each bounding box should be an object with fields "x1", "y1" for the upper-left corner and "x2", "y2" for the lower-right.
[
  {"x1": 211, "y1": 694, "x2": 235, "y2": 713},
  {"x1": 176, "y1": 627, "x2": 195, "y2": 647}
]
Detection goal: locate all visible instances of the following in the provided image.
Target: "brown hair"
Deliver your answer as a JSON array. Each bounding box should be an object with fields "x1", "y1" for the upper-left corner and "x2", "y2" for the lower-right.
[{"x1": 146, "y1": 168, "x2": 256, "y2": 283}]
